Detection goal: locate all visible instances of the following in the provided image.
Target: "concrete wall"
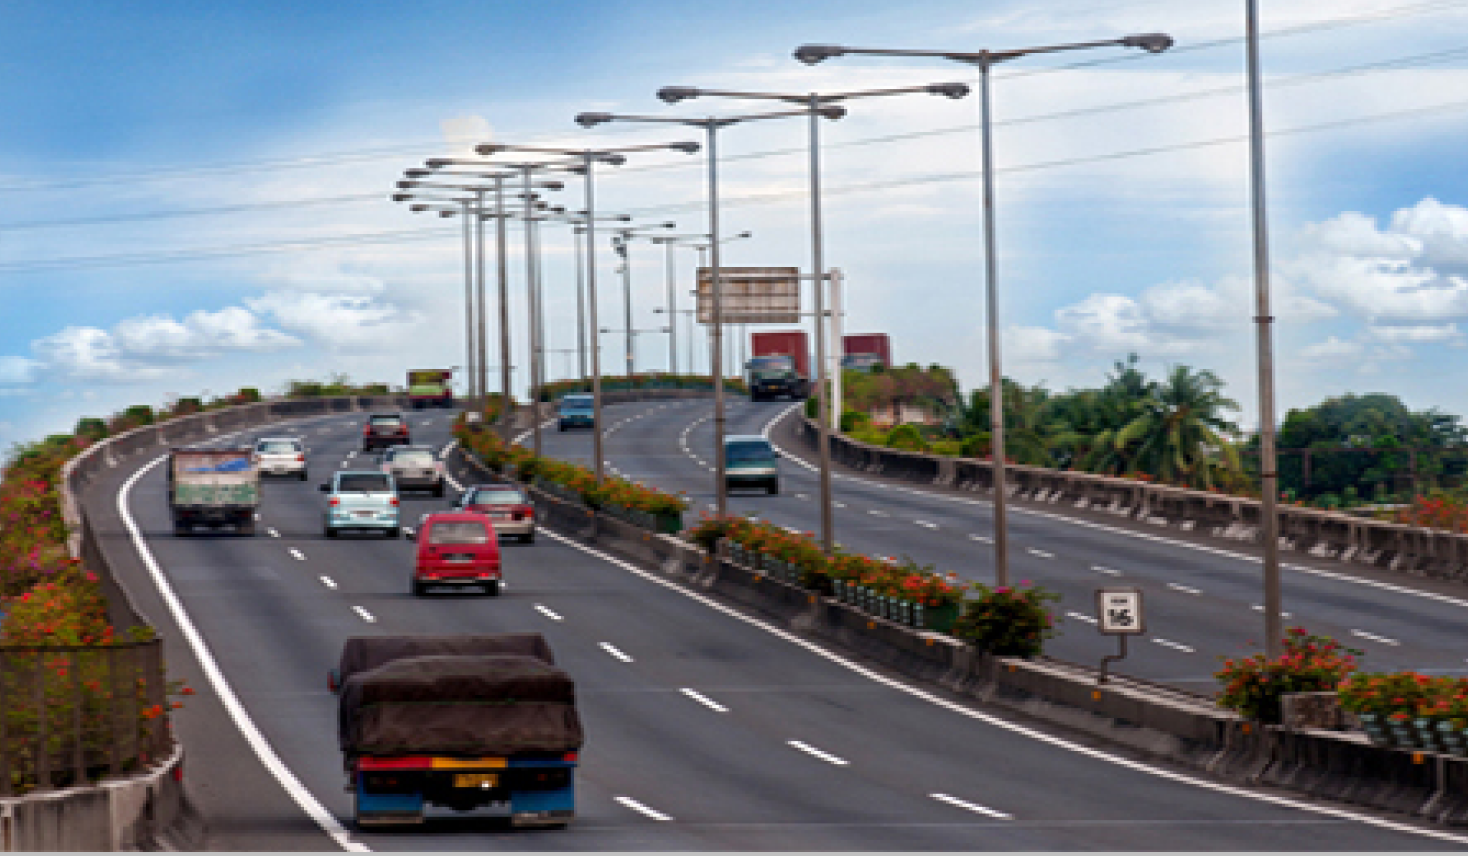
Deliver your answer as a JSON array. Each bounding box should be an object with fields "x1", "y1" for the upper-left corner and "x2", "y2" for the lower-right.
[{"x1": 797, "y1": 417, "x2": 1468, "y2": 582}]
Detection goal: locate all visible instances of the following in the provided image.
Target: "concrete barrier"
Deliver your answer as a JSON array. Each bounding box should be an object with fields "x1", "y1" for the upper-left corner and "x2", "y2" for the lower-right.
[{"x1": 797, "y1": 417, "x2": 1468, "y2": 582}]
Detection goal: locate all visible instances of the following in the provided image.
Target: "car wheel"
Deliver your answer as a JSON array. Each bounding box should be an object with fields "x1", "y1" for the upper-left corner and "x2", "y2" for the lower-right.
[
  {"x1": 386, "y1": 527, "x2": 401, "y2": 539},
  {"x1": 433, "y1": 483, "x2": 445, "y2": 498},
  {"x1": 299, "y1": 471, "x2": 309, "y2": 482},
  {"x1": 411, "y1": 579, "x2": 427, "y2": 597},
  {"x1": 521, "y1": 532, "x2": 535, "y2": 544},
  {"x1": 238, "y1": 521, "x2": 256, "y2": 536},
  {"x1": 325, "y1": 527, "x2": 338, "y2": 538},
  {"x1": 767, "y1": 482, "x2": 779, "y2": 495},
  {"x1": 482, "y1": 580, "x2": 501, "y2": 597}
]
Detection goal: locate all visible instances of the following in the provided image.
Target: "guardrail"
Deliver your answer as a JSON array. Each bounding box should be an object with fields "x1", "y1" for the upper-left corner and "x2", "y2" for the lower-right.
[{"x1": 796, "y1": 418, "x2": 1468, "y2": 581}]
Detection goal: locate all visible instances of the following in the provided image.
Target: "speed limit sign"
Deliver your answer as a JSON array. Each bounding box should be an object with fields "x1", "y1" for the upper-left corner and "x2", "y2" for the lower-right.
[{"x1": 1097, "y1": 587, "x2": 1144, "y2": 635}]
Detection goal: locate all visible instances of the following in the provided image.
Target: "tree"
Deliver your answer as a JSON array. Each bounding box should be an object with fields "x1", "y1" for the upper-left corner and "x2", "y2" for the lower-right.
[{"x1": 1111, "y1": 364, "x2": 1241, "y2": 489}]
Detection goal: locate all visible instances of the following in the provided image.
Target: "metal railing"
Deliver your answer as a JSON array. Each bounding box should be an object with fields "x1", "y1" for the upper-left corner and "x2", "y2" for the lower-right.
[{"x1": 0, "y1": 639, "x2": 170, "y2": 795}]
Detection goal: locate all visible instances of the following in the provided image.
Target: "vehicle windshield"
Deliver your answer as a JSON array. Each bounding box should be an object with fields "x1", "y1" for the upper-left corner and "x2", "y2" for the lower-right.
[
  {"x1": 559, "y1": 396, "x2": 594, "y2": 412},
  {"x1": 370, "y1": 416, "x2": 402, "y2": 426},
  {"x1": 748, "y1": 357, "x2": 792, "y2": 372},
  {"x1": 256, "y1": 441, "x2": 299, "y2": 454},
  {"x1": 336, "y1": 474, "x2": 392, "y2": 493},
  {"x1": 428, "y1": 521, "x2": 491, "y2": 544},
  {"x1": 390, "y1": 451, "x2": 435, "y2": 466},
  {"x1": 726, "y1": 441, "x2": 776, "y2": 465},
  {"x1": 468, "y1": 488, "x2": 524, "y2": 505}
]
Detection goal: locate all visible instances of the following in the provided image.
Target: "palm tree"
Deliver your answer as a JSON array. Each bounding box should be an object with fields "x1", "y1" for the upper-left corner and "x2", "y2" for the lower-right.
[{"x1": 1112, "y1": 364, "x2": 1241, "y2": 488}]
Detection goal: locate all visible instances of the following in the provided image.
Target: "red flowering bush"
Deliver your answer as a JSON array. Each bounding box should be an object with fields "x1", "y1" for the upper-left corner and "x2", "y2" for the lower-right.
[
  {"x1": 951, "y1": 581, "x2": 1060, "y2": 657},
  {"x1": 1395, "y1": 494, "x2": 1468, "y2": 533},
  {"x1": 1214, "y1": 628, "x2": 1362, "y2": 723},
  {"x1": 1337, "y1": 670, "x2": 1462, "y2": 723}
]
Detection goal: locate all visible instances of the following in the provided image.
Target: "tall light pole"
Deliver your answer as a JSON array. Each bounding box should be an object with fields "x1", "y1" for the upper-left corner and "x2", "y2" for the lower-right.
[
  {"x1": 610, "y1": 222, "x2": 677, "y2": 377},
  {"x1": 1244, "y1": 1, "x2": 1282, "y2": 659},
  {"x1": 474, "y1": 141, "x2": 701, "y2": 484},
  {"x1": 394, "y1": 189, "x2": 480, "y2": 403},
  {"x1": 795, "y1": 32, "x2": 1173, "y2": 582},
  {"x1": 658, "y1": 83, "x2": 969, "y2": 555},
  {"x1": 577, "y1": 106, "x2": 835, "y2": 520},
  {"x1": 561, "y1": 212, "x2": 634, "y2": 383}
]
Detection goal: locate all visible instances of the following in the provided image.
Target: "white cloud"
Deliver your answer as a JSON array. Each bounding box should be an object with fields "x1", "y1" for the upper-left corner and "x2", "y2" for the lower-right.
[
  {"x1": 33, "y1": 326, "x2": 168, "y2": 383},
  {"x1": 247, "y1": 291, "x2": 425, "y2": 352},
  {"x1": 1299, "y1": 335, "x2": 1363, "y2": 361},
  {"x1": 1366, "y1": 323, "x2": 1465, "y2": 346},
  {"x1": 0, "y1": 357, "x2": 39, "y2": 385},
  {"x1": 1006, "y1": 325, "x2": 1071, "y2": 363}
]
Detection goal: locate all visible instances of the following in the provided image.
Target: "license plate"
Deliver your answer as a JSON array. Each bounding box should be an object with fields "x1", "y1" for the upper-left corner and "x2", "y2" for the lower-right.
[
  {"x1": 454, "y1": 773, "x2": 498, "y2": 788},
  {"x1": 443, "y1": 553, "x2": 475, "y2": 561},
  {"x1": 354, "y1": 511, "x2": 375, "y2": 517}
]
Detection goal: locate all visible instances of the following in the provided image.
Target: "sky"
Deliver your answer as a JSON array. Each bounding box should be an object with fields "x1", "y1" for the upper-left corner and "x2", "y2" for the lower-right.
[{"x1": 4, "y1": 0, "x2": 1468, "y2": 454}]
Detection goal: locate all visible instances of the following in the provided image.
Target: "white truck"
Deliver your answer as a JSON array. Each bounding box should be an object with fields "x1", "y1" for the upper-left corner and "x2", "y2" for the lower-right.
[{"x1": 168, "y1": 448, "x2": 260, "y2": 536}]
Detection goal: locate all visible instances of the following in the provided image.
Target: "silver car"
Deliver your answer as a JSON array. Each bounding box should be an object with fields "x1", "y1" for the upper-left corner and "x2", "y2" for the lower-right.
[
  {"x1": 380, "y1": 445, "x2": 445, "y2": 496},
  {"x1": 251, "y1": 436, "x2": 307, "y2": 481},
  {"x1": 321, "y1": 471, "x2": 400, "y2": 538}
]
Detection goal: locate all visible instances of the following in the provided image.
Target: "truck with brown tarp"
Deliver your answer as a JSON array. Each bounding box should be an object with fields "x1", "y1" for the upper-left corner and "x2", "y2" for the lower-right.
[{"x1": 332, "y1": 633, "x2": 582, "y2": 829}]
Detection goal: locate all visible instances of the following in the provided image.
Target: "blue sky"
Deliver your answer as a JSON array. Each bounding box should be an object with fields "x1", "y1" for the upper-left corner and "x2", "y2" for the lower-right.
[{"x1": 5, "y1": 0, "x2": 1468, "y2": 454}]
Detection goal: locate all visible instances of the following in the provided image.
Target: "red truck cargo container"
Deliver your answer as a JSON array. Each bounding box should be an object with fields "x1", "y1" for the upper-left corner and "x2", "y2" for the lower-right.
[
  {"x1": 751, "y1": 331, "x2": 810, "y2": 377},
  {"x1": 842, "y1": 333, "x2": 891, "y2": 368}
]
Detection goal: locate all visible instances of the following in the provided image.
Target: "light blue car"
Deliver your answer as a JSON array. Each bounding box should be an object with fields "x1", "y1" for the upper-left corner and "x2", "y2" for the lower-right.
[
  {"x1": 724, "y1": 435, "x2": 779, "y2": 495},
  {"x1": 321, "y1": 470, "x2": 400, "y2": 538},
  {"x1": 557, "y1": 394, "x2": 595, "y2": 431}
]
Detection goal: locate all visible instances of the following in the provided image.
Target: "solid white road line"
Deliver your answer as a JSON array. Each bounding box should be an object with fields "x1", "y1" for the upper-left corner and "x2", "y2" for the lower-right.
[
  {"x1": 788, "y1": 740, "x2": 849, "y2": 766},
  {"x1": 352, "y1": 606, "x2": 376, "y2": 624},
  {"x1": 679, "y1": 688, "x2": 729, "y2": 713},
  {"x1": 930, "y1": 793, "x2": 1012, "y2": 819},
  {"x1": 119, "y1": 454, "x2": 368, "y2": 852},
  {"x1": 534, "y1": 604, "x2": 564, "y2": 621},
  {"x1": 614, "y1": 796, "x2": 673, "y2": 822},
  {"x1": 600, "y1": 642, "x2": 634, "y2": 663},
  {"x1": 537, "y1": 524, "x2": 1468, "y2": 845}
]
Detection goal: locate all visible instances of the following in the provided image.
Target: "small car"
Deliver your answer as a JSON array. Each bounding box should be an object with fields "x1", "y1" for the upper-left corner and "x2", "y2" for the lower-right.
[
  {"x1": 380, "y1": 445, "x2": 445, "y2": 496},
  {"x1": 362, "y1": 413, "x2": 410, "y2": 452},
  {"x1": 724, "y1": 435, "x2": 779, "y2": 495},
  {"x1": 453, "y1": 482, "x2": 535, "y2": 543},
  {"x1": 406, "y1": 511, "x2": 501, "y2": 596},
  {"x1": 321, "y1": 471, "x2": 400, "y2": 538},
  {"x1": 251, "y1": 436, "x2": 308, "y2": 480},
  {"x1": 557, "y1": 394, "x2": 595, "y2": 431}
]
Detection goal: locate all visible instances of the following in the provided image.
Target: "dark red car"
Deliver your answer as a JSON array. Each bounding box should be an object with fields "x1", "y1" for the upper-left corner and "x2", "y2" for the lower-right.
[{"x1": 406, "y1": 511, "x2": 501, "y2": 596}]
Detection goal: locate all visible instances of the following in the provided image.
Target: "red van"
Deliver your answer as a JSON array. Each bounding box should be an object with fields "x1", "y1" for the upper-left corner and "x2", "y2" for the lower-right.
[{"x1": 408, "y1": 512, "x2": 501, "y2": 596}]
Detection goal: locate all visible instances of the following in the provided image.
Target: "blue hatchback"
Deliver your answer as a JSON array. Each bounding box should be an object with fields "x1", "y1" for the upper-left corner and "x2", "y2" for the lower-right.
[{"x1": 557, "y1": 394, "x2": 595, "y2": 431}]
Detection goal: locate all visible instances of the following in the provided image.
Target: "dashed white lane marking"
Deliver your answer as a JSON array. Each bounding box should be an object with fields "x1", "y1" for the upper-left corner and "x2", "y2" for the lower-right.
[
  {"x1": 788, "y1": 740, "x2": 849, "y2": 766},
  {"x1": 1093, "y1": 565, "x2": 1123, "y2": 576},
  {"x1": 680, "y1": 688, "x2": 729, "y2": 713},
  {"x1": 1067, "y1": 611, "x2": 1098, "y2": 625},
  {"x1": 868, "y1": 509, "x2": 889, "y2": 517},
  {"x1": 534, "y1": 604, "x2": 563, "y2": 621},
  {"x1": 1153, "y1": 638, "x2": 1195, "y2": 653},
  {"x1": 796, "y1": 493, "x2": 811, "y2": 500},
  {"x1": 1027, "y1": 548, "x2": 1054, "y2": 559},
  {"x1": 615, "y1": 796, "x2": 672, "y2": 822},
  {"x1": 600, "y1": 642, "x2": 634, "y2": 663},
  {"x1": 930, "y1": 793, "x2": 1012, "y2": 819},
  {"x1": 320, "y1": 576, "x2": 337, "y2": 590},
  {"x1": 268, "y1": 528, "x2": 280, "y2": 538},
  {"x1": 916, "y1": 520, "x2": 938, "y2": 529},
  {"x1": 970, "y1": 534, "x2": 992, "y2": 543},
  {"x1": 1351, "y1": 629, "x2": 1400, "y2": 646},
  {"x1": 834, "y1": 501, "x2": 847, "y2": 508},
  {"x1": 352, "y1": 606, "x2": 376, "y2": 623},
  {"x1": 1252, "y1": 604, "x2": 1293, "y2": 618},
  {"x1": 289, "y1": 548, "x2": 306, "y2": 561},
  {"x1": 1167, "y1": 583, "x2": 1202, "y2": 595}
]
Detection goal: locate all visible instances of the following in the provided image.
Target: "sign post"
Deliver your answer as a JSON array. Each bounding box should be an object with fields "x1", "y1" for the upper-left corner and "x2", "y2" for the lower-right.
[{"x1": 1096, "y1": 587, "x2": 1144, "y2": 684}]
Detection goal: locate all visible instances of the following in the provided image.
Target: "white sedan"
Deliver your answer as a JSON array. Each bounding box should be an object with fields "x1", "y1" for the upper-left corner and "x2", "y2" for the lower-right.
[{"x1": 251, "y1": 436, "x2": 308, "y2": 480}]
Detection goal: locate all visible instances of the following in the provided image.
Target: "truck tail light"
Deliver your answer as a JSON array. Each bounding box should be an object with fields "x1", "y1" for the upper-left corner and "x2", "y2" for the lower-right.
[
  {"x1": 329, "y1": 498, "x2": 340, "y2": 506},
  {"x1": 389, "y1": 497, "x2": 399, "y2": 506},
  {"x1": 358, "y1": 756, "x2": 432, "y2": 770},
  {"x1": 562, "y1": 752, "x2": 578, "y2": 763},
  {"x1": 296, "y1": 454, "x2": 305, "y2": 462}
]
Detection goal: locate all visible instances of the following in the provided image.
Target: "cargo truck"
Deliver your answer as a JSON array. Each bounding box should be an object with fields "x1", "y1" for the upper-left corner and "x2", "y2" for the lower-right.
[
  {"x1": 333, "y1": 633, "x2": 582, "y2": 830},
  {"x1": 407, "y1": 369, "x2": 455, "y2": 410},
  {"x1": 841, "y1": 333, "x2": 891, "y2": 371},
  {"x1": 168, "y1": 449, "x2": 259, "y2": 536},
  {"x1": 748, "y1": 330, "x2": 810, "y2": 401}
]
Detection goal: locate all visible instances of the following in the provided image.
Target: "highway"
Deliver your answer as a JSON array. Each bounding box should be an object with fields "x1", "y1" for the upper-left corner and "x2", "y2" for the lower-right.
[{"x1": 77, "y1": 403, "x2": 1468, "y2": 850}]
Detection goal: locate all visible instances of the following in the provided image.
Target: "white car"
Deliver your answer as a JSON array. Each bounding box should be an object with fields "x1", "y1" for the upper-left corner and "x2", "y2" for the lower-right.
[{"x1": 252, "y1": 436, "x2": 308, "y2": 480}]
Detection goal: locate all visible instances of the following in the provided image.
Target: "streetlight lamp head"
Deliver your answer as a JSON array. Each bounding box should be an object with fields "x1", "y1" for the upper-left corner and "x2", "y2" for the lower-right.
[
  {"x1": 670, "y1": 141, "x2": 701, "y2": 154},
  {"x1": 794, "y1": 44, "x2": 844, "y2": 65},
  {"x1": 818, "y1": 105, "x2": 847, "y2": 121},
  {"x1": 737, "y1": 230, "x2": 752, "y2": 239},
  {"x1": 575, "y1": 112, "x2": 613, "y2": 128},
  {"x1": 543, "y1": 180, "x2": 565, "y2": 191},
  {"x1": 598, "y1": 153, "x2": 628, "y2": 167},
  {"x1": 613, "y1": 214, "x2": 632, "y2": 221},
  {"x1": 391, "y1": 193, "x2": 412, "y2": 202},
  {"x1": 437, "y1": 210, "x2": 456, "y2": 218},
  {"x1": 395, "y1": 180, "x2": 415, "y2": 189},
  {"x1": 1123, "y1": 32, "x2": 1173, "y2": 53},
  {"x1": 425, "y1": 158, "x2": 451, "y2": 169},
  {"x1": 404, "y1": 168, "x2": 432, "y2": 178},
  {"x1": 657, "y1": 86, "x2": 700, "y2": 104},
  {"x1": 659, "y1": 221, "x2": 676, "y2": 229},
  {"x1": 474, "y1": 143, "x2": 505, "y2": 156},
  {"x1": 927, "y1": 82, "x2": 971, "y2": 99}
]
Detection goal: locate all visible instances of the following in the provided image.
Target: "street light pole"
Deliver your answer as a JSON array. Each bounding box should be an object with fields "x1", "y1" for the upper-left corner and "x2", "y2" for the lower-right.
[{"x1": 795, "y1": 33, "x2": 1172, "y2": 583}]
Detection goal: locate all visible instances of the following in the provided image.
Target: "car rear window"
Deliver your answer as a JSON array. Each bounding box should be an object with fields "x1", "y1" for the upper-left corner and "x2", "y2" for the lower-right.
[
  {"x1": 726, "y1": 441, "x2": 776, "y2": 464},
  {"x1": 559, "y1": 397, "x2": 593, "y2": 411},
  {"x1": 370, "y1": 416, "x2": 402, "y2": 425},
  {"x1": 428, "y1": 521, "x2": 491, "y2": 544},
  {"x1": 257, "y1": 441, "x2": 298, "y2": 453},
  {"x1": 392, "y1": 451, "x2": 435, "y2": 466},
  {"x1": 470, "y1": 488, "x2": 524, "y2": 504},
  {"x1": 337, "y1": 474, "x2": 392, "y2": 493}
]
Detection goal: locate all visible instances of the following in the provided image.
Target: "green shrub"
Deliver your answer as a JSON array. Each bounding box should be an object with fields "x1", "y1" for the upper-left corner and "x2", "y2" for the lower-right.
[
  {"x1": 1214, "y1": 629, "x2": 1361, "y2": 723},
  {"x1": 952, "y1": 582, "x2": 1060, "y2": 657},
  {"x1": 73, "y1": 418, "x2": 108, "y2": 441},
  {"x1": 885, "y1": 423, "x2": 928, "y2": 452},
  {"x1": 839, "y1": 410, "x2": 869, "y2": 432}
]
